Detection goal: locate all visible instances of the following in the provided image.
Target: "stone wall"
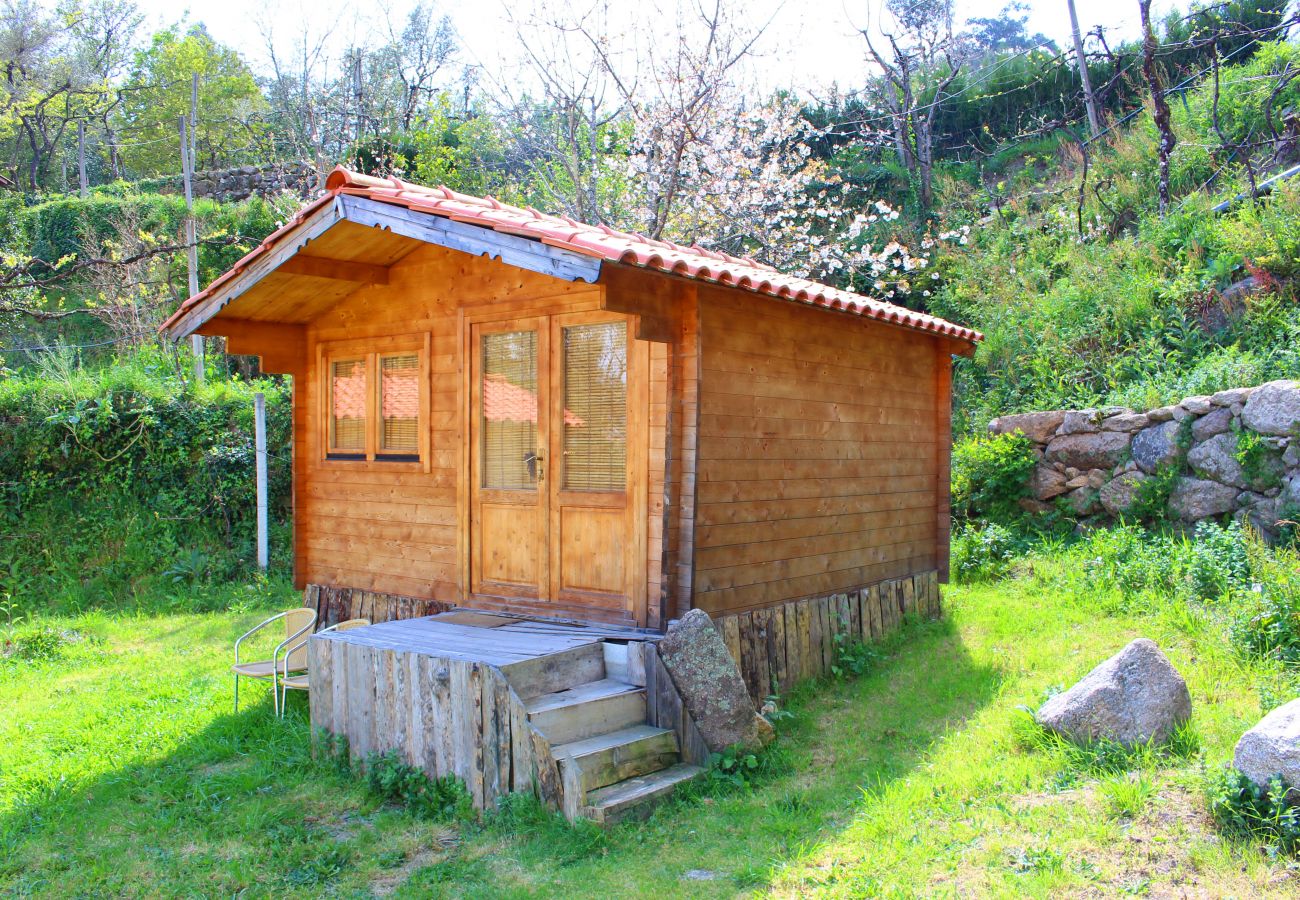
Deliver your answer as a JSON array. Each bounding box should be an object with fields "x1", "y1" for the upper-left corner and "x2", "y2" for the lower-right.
[
  {"x1": 989, "y1": 381, "x2": 1300, "y2": 536},
  {"x1": 157, "y1": 160, "x2": 321, "y2": 203}
]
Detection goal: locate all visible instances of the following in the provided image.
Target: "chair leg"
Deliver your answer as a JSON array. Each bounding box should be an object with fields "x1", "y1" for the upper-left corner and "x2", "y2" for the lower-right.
[{"x1": 234, "y1": 674, "x2": 240, "y2": 713}]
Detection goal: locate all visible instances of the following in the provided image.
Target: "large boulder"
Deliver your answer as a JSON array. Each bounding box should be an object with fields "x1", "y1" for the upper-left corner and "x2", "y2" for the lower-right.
[
  {"x1": 1234, "y1": 699, "x2": 1300, "y2": 799},
  {"x1": 1100, "y1": 471, "x2": 1148, "y2": 517},
  {"x1": 989, "y1": 410, "x2": 1066, "y2": 444},
  {"x1": 1212, "y1": 386, "x2": 1255, "y2": 408},
  {"x1": 1030, "y1": 466, "x2": 1070, "y2": 501},
  {"x1": 1191, "y1": 406, "x2": 1234, "y2": 442},
  {"x1": 1168, "y1": 477, "x2": 1239, "y2": 522},
  {"x1": 1036, "y1": 638, "x2": 1192, "y2": 748},
  {"x1": 657, "y1": 609, "x2": 770, "y2": 753},
  {"x1": 1044, "y1": 432, "x2": 1131, "y2": 470},
  {"x1": 1241, "y1": 380, "x2": 1300, "y2": 436},
  {"x1": 1060, "y1": 409, "x2": 1104, "y2": 435},
  {"x1": 1187, "y1": 432, "x2": 1247, "y2": 489},
  {"x1": 1131, "y1": 421, "x2": 1182, "y2": 474},
  {"x1": 1103, "y1": 412, "x2": 1149, "y2": 433}
]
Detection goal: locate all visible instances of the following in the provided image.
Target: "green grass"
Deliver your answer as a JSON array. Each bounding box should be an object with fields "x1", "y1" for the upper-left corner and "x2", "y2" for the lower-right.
[{"x1": 3, "y1": 559, "x2": 1299, "y2": 897}]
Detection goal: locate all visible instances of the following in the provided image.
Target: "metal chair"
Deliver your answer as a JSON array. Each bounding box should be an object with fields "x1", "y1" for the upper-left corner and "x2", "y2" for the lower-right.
[
  {"x1": 277, "y1": 618, "x2": 371, "y2": 717},
  {"x1": 232, "y1": 608, "x2": 317, "y2": 715}
]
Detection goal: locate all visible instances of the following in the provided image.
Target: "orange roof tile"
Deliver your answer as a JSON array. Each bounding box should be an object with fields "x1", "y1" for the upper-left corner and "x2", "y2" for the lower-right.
[{"x1": 162, "y1": 166, "x2": 982, "y2": 345}]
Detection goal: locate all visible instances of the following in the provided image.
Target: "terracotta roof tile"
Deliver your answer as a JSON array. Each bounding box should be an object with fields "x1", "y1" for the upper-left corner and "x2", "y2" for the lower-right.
[{"x1": 162, "y1": 166, "x2": 982, "y2": 344}]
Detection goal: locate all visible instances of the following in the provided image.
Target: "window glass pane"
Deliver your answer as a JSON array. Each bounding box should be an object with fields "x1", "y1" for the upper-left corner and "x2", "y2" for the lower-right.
[
  {"x1": 482, "y1": 331, "x2": 538, "y2": 489},
  {"x1": 563, "y1": 322, "x2": 626, "y2": 491},
  {"x1": 380, "y1": 353, "x2": 420, "y2": 453},
  {"x1": 330, "y1": 358, "x2": 366, "y2": 451}
]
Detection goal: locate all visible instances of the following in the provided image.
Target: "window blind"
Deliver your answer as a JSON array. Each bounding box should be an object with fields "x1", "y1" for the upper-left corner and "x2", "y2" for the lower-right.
[
  {"x1": 380, "y1": 353, "x2": 420, "y2": 453},
  {"x1": 481, "y1": 331, "x2": 538, "y2": 489},
  {"x1": 329, "y1": 358, "x2": 367, "y2": 451},
  {"x1": 562, "y1": 322, "x2": 626, "y2": 491}
]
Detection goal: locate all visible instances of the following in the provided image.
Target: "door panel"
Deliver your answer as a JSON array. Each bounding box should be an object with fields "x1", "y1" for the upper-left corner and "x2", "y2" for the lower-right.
[
  {"x1": 548, "y1": 314, "x2": 635, "y2": 613},
  {"x1": 468, "y1": 310, "x2": 644, "y2": 623},
  {"x1": 557, "y1": 506, "x2": 625, "y2": 595},
  {"x1": 470, "y1": 319, "x2": 548, "y2": 600}
]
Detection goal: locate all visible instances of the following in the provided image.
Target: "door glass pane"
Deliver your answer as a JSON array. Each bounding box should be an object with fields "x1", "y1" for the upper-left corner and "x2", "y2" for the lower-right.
[
  {"x1": 380, "y1": 353, "x2": 420, "y2": 453},
  {"x1": 329, "y1": 357, "x2": 367, "y2": 451},
  {"x1": 482, "y1": 330, "x2": 539, "y2": 489},
  {"x1": 563, "y1": 322, "x2": 627, "y2": 491}
]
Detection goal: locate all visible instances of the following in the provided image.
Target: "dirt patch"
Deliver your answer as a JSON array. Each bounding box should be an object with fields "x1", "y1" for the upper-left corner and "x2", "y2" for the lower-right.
[
  {"x1": 368, "y1": 826, "x2": 459, "y2": 897},
  {"x1": 1068, "y1": 784, "x2": 1297, "y2": 899}
]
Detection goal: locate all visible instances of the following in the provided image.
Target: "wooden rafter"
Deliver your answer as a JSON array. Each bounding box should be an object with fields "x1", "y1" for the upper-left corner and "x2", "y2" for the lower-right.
[{"x1": 276, "y1": 255, "x2": 390, "y2": 285}]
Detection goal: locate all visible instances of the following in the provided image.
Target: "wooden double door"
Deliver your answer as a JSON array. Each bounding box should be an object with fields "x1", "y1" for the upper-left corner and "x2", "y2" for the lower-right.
[{"x1": 469, "y1": 311, "x2": 645, "y2": 624}]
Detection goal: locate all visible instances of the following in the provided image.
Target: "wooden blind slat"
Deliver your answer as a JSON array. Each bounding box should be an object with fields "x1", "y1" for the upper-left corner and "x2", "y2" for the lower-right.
[
  {"x1": 562, "y1": 322, "x2": 626, "y2": 491},
  {"x1": 482, "y1": 331, "x2": 538, "y2": 489},
  {"x1": 330, "y1": 357, "x2": 366, "y2": 451},
  {"x1": 380, "y1": 353, "x2": 419, "y2": 453}
]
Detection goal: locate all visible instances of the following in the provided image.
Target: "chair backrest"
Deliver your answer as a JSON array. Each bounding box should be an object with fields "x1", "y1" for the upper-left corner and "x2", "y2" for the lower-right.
[
  {"x1": 331, "y1": 618, "x2": 370, "y2": 632},
  {"x1": 283, "y1": 607, "x2": 317, "y2": 670}
]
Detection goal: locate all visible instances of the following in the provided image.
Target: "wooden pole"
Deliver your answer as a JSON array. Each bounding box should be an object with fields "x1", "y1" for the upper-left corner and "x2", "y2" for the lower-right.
[
  {"x1": 180, "y1": 113, "x2": 203, "y2": 383},
  {"x1": 255, "y1": 392, "x2": 269, "y2": 571},
  {"x1": 1067, "y1": 0, "x2": 1102, "y2": 139},
  {"x1": 77, "y1": 121, "x2": 88, "y2": 198}
]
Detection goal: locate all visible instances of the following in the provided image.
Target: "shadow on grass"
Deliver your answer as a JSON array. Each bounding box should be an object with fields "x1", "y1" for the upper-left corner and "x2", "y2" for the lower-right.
[
  {"x1": 394, "y1": 614, "x2": 1005, "y2": 899},
  {"x1": 0, "y1": 682, "x2": 390, "y2": 897},
  {"x1": 0, "y1": 612, "x2": 1002, "y2": 898}
]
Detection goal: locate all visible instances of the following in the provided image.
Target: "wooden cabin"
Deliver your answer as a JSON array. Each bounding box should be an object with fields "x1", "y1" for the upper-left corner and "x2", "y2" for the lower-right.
[{"x1": 163, "y1": 168, "x2": 980, "y2": 819}]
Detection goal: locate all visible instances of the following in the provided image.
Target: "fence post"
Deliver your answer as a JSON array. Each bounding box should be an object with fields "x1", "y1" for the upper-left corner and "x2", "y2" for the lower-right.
[{"x1": 254, "y1": 392, "x2": 268, "y2": 571}]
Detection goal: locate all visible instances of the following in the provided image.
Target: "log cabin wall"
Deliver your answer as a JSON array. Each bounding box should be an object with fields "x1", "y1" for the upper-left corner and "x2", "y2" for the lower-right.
[
  {"x1": 294, "y1": 242, "x2": 667, "y2": 616},
  {"x1": 691, "y1": 286, "x2": 945, "y2": 617}
]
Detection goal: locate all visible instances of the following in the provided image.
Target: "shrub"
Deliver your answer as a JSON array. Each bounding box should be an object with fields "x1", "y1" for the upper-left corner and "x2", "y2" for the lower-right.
[
  {"x1": 1184, "y1": 520, "x2": 1251, "y2": 603},
  {"x1": 830, "y1": 633, "x2": 882, "y2": 679},
  {"x1": 0, "y1": 354, "x2": 292, "y2": 612},
  {"x1": 1207, "y1": 767, "x2": 1300, "y2": 855},
  {"x1": 364, "y1": 750, "x2": 472, "y2": 821},
  {"x1": 951, "y1": 522, "x2": 1021, "y2": 584},
  {"x1": 1231, "y1": 536, "x2": 1300, "y2": 665},
  {"x1": 951, "y1": 431, "x2": 1036, "y2": 523}
]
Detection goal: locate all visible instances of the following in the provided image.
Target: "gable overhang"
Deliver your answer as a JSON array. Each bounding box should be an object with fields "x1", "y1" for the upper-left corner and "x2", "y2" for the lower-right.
[{"x1": 161, "y1": 194, "x2": 604, "y2": 340}]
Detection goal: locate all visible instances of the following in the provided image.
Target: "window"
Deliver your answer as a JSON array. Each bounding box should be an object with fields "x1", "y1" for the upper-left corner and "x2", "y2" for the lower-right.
[
  {"x1": 322, "y1": 338, "x2": 427, "y2": 464},
  {"x1": 562, "y1": 322, "x2": 627, "y2": 491}
]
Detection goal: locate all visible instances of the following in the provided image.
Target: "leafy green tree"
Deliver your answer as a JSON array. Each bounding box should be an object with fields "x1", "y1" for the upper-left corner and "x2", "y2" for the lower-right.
[{"x1": 114, "y1": 24, "x2": 265, "y2": 176}]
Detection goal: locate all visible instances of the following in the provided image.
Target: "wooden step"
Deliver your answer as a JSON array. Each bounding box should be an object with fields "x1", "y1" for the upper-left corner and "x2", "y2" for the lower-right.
[
  {"x1": 581, "y1": 763, "x2": 705, "y2": 825},
  {"x1": 501, "y1": 642, "x2": 606, "y2": 700},
  {"x1": 525, "y1": 678, "x2": 646, "y2": 745},
  {"x1": 554, "y1": 725, "x2": 680, "y2": 798}
]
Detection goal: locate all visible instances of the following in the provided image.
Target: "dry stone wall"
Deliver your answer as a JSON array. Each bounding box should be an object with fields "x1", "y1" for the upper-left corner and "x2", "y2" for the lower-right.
[
  {"x1": 155, "y1": 161, "x2": 321, "y2": 203},
  {"x1": 990, "y1": 380, "x2": 1300, "y2": 536}
]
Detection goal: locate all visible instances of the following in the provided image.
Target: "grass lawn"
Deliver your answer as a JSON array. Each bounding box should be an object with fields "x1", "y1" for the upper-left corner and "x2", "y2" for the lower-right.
[{"x1": 3, "y1": 560, "x2": 1298, "y2": 898}]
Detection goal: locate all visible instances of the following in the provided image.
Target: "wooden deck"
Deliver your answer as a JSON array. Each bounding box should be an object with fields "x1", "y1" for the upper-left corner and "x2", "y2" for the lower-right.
[
  {"x1": 308, "y1": 608, "x2": 704, "y2": 820},
  {"x1": 316, "y1": 609, "x2": 659, "y2": 667}
]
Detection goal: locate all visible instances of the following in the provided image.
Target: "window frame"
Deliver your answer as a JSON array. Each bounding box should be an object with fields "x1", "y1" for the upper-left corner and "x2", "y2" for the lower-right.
[{"x1": 318, "y1": 333, "x2": 431, "y2": 471}]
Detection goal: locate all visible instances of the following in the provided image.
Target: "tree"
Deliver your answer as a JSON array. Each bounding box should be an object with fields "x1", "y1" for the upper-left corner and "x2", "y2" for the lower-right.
[
  {"x1": 0, "y1": 0, "x2": 138, "y2": 190},
  {"x1": 114, "y1": 24, "x2": 266, "y2": 176},
  {"x1": 964, "y1": 2, "x2": 1053, "y2": 56},
  {"x1": 860, "y1": 0, "x2": 972, "y2": 212},
  {"x1": 1139, "y1": 0, "x2": 1175, "y2": 217}
]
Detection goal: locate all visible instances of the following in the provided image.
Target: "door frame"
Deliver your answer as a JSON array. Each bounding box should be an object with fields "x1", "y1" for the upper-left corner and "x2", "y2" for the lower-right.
[{"x1": 457, "y1": 299, "x2": 649, "y2": 625}]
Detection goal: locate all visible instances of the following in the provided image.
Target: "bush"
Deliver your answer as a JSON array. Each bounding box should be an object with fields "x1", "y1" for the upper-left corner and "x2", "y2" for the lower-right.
[
  {"x1": 1185, "y1": 520, "x2": 1251, "y2": 603},
  {"x1": 0, "y1": 353, "x2": 292, "y2": 612},
  {"x1": 951, "y1": 431, "x2": 1035, "y2": 523},
  {"x1": 364, "y1": 750, "x2": 472, "y2": 821},
  {"x1": 951, "y1": 522, "x2": 1021, "y2": 584},
  {"x1": 1207, "y1": 767, "x2": 1300, "y2": 855}
]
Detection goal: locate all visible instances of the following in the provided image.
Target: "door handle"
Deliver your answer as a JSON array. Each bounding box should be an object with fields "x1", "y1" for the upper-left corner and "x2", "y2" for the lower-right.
[{"x1": 535, "y1": 452, "x2": 545, "y2": 483}]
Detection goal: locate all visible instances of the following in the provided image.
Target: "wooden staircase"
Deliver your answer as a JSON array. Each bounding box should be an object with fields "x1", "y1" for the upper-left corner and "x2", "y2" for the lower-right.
[{"x1": 506, "y1": 641, "x2": 704, "y2": 823}]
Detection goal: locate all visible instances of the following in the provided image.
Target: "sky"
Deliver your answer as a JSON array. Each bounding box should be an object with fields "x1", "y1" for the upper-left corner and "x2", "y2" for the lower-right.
[{"x1": 129, "y1": 0, "x2": 1176, "y2": 94}]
